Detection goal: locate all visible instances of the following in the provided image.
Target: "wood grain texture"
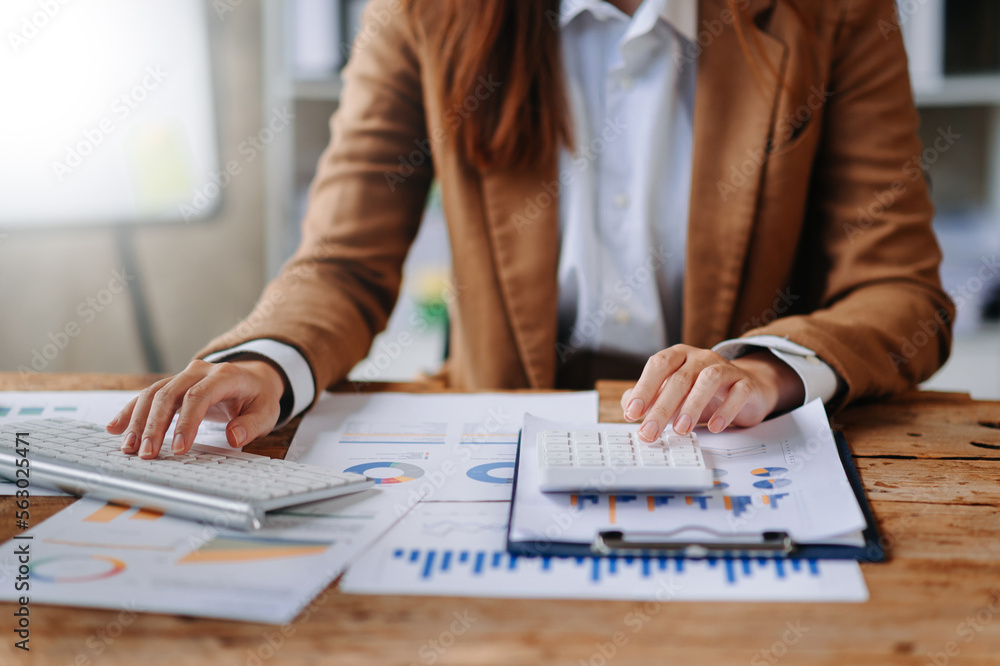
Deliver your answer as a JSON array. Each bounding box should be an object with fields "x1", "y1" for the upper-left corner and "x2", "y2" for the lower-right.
[{"x1": 0, "y1": 374, "x2": 998, "y2": 665}]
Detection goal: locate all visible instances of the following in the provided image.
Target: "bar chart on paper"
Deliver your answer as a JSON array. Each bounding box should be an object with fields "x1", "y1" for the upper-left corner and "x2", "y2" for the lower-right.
[{"x1": 340, "y1": 502, "x2": 869, "y2": 602}]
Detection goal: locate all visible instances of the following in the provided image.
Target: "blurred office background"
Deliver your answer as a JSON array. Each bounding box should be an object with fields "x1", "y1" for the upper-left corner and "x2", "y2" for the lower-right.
[{"x1": 0, "y1": 0, "x2": 997, "y2": 398}]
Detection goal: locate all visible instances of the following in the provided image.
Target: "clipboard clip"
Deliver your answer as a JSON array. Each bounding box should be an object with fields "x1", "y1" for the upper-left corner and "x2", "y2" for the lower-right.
[{"x1": 593, "y1": 529, "x2": 795, "y2": 559}]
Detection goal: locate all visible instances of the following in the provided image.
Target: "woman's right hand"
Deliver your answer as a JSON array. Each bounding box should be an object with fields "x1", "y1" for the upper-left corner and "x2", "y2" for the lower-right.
[{"x1": 105, "y1": 358, "x2": 286, "y2": 460}]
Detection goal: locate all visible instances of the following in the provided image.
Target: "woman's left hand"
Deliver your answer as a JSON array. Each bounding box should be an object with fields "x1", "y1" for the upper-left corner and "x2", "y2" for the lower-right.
[{"x1": 620, "y1": 345, "x2": 805, "y2": 442}]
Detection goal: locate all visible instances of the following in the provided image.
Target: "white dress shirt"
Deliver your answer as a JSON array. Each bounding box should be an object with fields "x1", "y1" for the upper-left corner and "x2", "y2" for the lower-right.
[{"x1": 207, "y1": 0, "x2": 839, "y2": 425}]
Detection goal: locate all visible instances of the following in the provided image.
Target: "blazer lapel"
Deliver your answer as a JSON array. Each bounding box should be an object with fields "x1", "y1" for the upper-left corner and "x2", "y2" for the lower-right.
[
  {"x1": 683, "y1": 0, "x2": 788, "y2": 347},
  {"x1": 480, "y1": 164, "x2": 561, "y2": 388}
]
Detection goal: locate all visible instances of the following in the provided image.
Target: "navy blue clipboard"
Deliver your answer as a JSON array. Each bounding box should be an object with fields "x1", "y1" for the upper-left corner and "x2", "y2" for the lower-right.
[{"x1": 506, "y1": 429, "x2": 887, "y2": 562}]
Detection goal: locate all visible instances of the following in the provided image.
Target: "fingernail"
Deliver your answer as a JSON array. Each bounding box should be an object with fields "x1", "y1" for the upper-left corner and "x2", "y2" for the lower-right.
[
  {"x1": 171, "y1": 433, "x2": 184, "y2": 454},
  {"x1": 675, "y1": 414, "x2": 692, "y2": 435},
  {"x1": 107, "y1": 415, "x2": 119, "y2": 427},
  {"x1": 121, "y1": 431, "x2": 136, "y2": 452},
  {"x1": 139, "y1": 437, "x2": 153, "y2": 457},
  {"x1": 709, "y1": 416, "x2": 726, "y2": 433},
  {"x1": 625, "y1": 398, "x2": 644, "y2": 421},
  {"x1": 639, "y1": 420, "x2": 658, "y2": 441},
  {"x1": 230, "y1": 425, "x2": 247, "y2": 447}
]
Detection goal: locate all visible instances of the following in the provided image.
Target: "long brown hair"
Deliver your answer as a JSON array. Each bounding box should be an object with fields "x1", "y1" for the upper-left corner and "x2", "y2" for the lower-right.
[
  {"x1": 408, "y1": 0, "x2": 572, "y2": 172},
  {"x1": 410, "y1": 0, "x2": 800, "y2": 171}
]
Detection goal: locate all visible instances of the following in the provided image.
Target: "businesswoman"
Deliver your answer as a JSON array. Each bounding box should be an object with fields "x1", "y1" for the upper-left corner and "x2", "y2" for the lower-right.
[{"x1": 110, "y1": 0, "x2": 953, "y2": 458}]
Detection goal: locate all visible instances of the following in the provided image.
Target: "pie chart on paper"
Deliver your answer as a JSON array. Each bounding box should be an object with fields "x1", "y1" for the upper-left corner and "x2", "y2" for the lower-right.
[
  {"x1": 750, "y1": 467, "x2": 788, "y2": 477},
  {"x1": 344, "y1": 461, "x2": 425, "y2": 485}
]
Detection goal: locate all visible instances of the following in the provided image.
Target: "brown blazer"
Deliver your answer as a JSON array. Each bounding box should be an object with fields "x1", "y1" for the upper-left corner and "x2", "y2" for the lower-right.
[{"x1": 199, "y1": 0, "x2": 954, "y2": 412}]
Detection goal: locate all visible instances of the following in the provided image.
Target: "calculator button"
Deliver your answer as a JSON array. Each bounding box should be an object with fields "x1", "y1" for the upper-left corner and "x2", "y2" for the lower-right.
[
  {"x1": 605, "y1": 435, "x2": 632, "y2": 445},
  {"x1": 574, "y1": 444, "x2": 602, "y2": 453},
  {"x1": 573, "y1": 432, "x2": 600, "y2": 444}
]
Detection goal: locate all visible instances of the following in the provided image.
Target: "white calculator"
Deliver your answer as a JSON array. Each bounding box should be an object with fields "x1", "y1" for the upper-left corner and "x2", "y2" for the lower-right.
[{"x1": 537, "y1": 429, "x2": 713, "y2": 493}]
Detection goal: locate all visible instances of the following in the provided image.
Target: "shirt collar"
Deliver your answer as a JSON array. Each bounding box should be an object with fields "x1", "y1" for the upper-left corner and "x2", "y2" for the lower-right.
[{"x1": 559, "y1": 0, "x2": 697, "y2": 43}]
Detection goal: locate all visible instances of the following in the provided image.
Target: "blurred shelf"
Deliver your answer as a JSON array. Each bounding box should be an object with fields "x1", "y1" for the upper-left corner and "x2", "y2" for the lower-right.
[
  {"x1": 290, "y1": 77, "x2": 343, "y2": 102},
  {"x1": 914, "y1": 75, "x2": 1000, "y2": 107}
]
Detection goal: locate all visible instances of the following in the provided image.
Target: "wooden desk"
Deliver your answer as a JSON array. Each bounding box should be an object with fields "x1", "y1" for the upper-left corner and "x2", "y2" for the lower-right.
[{"x1": 1, "y1": 373, "x2": 998, "y2": 665}]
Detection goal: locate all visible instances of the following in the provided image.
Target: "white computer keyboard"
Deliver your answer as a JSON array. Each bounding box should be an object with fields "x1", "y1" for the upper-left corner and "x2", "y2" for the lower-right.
[
  {"x1": 0, "y1": 418, "x2": 372, "y2": 530},
  {"x1": 537, "y1": 428, "x2": 713, "y2": 492}
]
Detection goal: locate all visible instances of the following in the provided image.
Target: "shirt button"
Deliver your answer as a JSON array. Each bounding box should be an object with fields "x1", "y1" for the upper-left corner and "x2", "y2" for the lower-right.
[
  {"x1": 620, "y1": 76, "x2": 634, "y2": 90},
  {"x1": 614, "y1": 309, "x2": 631, "y2": 325},
  {"x1": 613, "y1": 193, "x2": 629, "y2": 209}
]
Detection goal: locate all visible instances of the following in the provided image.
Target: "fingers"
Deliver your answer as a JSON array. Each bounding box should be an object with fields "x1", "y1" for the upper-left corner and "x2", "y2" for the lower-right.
[
  {"x1": 638, "y1": 361, "x2": 703, "y2": 441},
  {"x1": 707, "y1": 379, "x2": 754, "y2": 433},
  {"x1": 624, "y1": 347, "x2": 687, "y2": 423},
  {"x1": 118, "y1": 377, "x2": 172, "y2": 454},
  {"x1": 630, "y1": 346, "x2": 759, "y2": 442},
  {"x1": 226, "y1": 409, "x2": 273, "y2": 450},
  {"x1": 170, "y1": 366, "x2": 278, "y2": 453},
  {"x1": 106, "y1": 395, "x2": 139, "y2": 435},
  {"x1": 675, "y1": 365, "x2": 744, "y2": 435},
  {"x1": 170, "y1": 372, "x2": 233, "y2": 455},
  {"x1": 138, "y1": 367, "x2": 212, "y2": 458},
  {"x1": 114, "y1": 359, "x2": 284, "y2": 460}
]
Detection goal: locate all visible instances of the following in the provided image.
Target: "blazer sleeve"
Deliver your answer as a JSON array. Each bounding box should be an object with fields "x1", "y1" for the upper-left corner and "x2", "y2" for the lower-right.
[
  {"x1": 195, "y1": 0, "x2": 432, "y2": 402},
  {"x1": 742, "y1": 0, "x2": 955, "y2": 410}
]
